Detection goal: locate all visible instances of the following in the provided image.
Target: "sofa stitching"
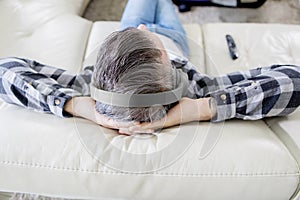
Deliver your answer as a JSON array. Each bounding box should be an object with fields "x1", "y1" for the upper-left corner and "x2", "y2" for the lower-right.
[{"x1": 0, "y1": 161, "x2": 299, "y2": 177}]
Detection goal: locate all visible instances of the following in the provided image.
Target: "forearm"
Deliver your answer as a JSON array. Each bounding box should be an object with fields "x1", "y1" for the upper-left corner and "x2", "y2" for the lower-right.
[
  {"x1": 193, "y1": 97, "x2": 217, "y2": 121},
  {"x1": 64, "y1": 96, "x2": 97, "y2": 122}
]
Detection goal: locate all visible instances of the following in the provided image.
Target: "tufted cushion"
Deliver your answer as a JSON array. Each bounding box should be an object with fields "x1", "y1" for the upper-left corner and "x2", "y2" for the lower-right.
[{"x1": 0, "y1": 0, "x2": 92, "y2": 73}]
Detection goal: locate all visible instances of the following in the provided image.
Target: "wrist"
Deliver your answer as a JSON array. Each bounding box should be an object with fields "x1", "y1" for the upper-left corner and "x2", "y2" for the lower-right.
[
  {"x1": 195, "y1": 97, "x2": 217, "y2": 121},
  {"x1": 64, "y1": 96, "x2": 96, "y2": 120},
  {"x1": 64, "y1": 97, "x2": 77, "y2": 116}
]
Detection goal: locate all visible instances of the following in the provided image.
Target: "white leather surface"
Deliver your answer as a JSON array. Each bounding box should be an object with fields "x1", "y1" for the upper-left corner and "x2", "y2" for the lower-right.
[
  {"x1": 203, "y1": 23, "x2": 300, "y2": 199},
  {"x1": 266, "y1": 109, "x2": 300, "y2": 200},
  {"x1": 0, "y1": 102, "x2": 299, "y2": 199},
  {"x1": 266, "y1": 109, "x2": 300, "y2": 164},
  {"x1": 0, "y1": 0, "x2": 92, "y2": 73},
  {"x1": 202, "y1": 23, "x2": 300, "y2": 75},
  {"x1": 184, "y1": 23, "x2": 205, "y2": 73},
  {"x1": 203, "y1": 23, "x2": 300, "y2": 155},
  {"x1": 83, "y1": 22, "x2": 120, "y2": 68}
]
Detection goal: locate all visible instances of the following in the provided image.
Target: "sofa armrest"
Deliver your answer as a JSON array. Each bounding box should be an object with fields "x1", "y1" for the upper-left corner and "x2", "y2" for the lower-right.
[{"x1": 78, "y1": 0, "x2": 91, "y2": 16}]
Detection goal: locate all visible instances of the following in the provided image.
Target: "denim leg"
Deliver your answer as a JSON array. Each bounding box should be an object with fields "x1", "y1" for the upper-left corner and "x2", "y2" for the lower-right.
[
  {"x1": 152, "y1": 0, "x2": 190, "y2": 56},
  {"x1": 120, "y1": 0, "x2": 158, "y2": 30},
  {"x1": 120, "y1": 0, "x2": 190, "y2": 57},
  {"x1": 155, "y1": 0, "x2": 186, "y2": 36}
]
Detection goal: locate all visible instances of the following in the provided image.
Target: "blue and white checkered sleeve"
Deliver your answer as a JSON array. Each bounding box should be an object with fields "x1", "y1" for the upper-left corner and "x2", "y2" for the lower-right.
[
  {"x1": 0, "y1": 57, "x2": 91, "y2": 117},
  {"x1": 211, "y1": 65, "x2": 300, "y2": 122},
  {"x1": 182, "y1": 62, "x2": 300, "y2": 122}
]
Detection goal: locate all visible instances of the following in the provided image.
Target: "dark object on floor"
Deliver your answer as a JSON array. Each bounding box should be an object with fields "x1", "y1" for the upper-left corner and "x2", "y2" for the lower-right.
[{"x1": 172, "y1": 0, "x2": 267, "y2": 12}]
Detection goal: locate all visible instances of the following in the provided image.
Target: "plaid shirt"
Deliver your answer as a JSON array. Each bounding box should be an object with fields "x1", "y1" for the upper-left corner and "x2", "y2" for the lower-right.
[{"x1": 0, "y1": 57, "x2": 299, "y2": 122}]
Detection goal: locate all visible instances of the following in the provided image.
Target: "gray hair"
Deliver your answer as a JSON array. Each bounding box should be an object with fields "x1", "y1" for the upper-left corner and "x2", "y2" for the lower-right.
[{"x1": 93, "y1": 28, "x2": 174, "y2": 122}]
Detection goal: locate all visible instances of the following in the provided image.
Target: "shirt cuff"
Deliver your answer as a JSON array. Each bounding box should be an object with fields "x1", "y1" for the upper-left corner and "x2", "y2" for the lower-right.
[
  {"x1": 209, "y1": 90, "x2": 237, "y2": 122},
  {"x1": 46, "y1": 95, "x2": 73, "y2": 118},
  {"x1": 46, "y1": 89, "x2": 83, "y2": 118}
]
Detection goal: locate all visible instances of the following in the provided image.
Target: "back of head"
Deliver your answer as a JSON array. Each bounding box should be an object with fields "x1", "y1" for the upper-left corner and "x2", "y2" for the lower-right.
[{"x1": 93, "y1": 28, "x2": 174, "y2": 122}]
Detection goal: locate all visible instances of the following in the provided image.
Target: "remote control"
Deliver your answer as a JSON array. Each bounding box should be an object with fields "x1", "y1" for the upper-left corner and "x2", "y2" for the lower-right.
[{"x1": 225, "y1": 34, "x2": 239, "y2": 60}]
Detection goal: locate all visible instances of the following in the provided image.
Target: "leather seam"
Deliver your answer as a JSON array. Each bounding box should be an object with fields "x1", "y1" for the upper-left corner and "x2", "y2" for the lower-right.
[{"x1": 0, "y1": 161, "x2": 299, "y2": 177}]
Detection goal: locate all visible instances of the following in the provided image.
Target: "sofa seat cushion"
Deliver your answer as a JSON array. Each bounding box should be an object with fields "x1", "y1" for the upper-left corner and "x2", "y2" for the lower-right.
[
  {"x1": 0, "y1": 0, "x2": 92, "y2": 73},
  {"x1": 265, "y1": 109, "x2": 300, "y2": 200},
  {"x1": 266, "y1": 110, "x2": 300, "y2": 162},
  {"x1": 0, "y1": 103, "x2": 299, "y2": 200}
]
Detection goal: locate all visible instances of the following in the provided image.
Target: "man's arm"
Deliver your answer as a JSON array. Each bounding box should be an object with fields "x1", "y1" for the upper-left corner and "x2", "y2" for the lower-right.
[
  {"x1": 184, "y1": 63, "x2": 300, "y2": 122},
  {"x1": 124, "y1": 97, "x2": 215, "y2": 134},
  {"x1": 128, "y1": 64, "x2": 300, "y2": 134},
  {"x1": 0, "y1": 57, "x2": 138, "y2": 132},
  {"x1": 0, "y1": 57, "x2": 90, "y2": 117}
]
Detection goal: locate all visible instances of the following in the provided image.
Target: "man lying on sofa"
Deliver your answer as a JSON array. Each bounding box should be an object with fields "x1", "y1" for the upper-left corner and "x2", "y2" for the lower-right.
[{"x1": 0, "y1": 0, "x2": 299, "y2": 135}]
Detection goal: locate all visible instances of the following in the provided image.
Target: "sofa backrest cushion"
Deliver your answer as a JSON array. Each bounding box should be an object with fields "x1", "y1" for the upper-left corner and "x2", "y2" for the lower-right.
[{"x1": 0, "y1": 0, "x2": 92, "y2": 72}]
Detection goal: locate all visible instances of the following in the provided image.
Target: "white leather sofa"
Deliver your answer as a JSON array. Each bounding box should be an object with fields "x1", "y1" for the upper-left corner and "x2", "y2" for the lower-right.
[{"x1": 0, "y1": 0, "x2": 300, "y2": 200}]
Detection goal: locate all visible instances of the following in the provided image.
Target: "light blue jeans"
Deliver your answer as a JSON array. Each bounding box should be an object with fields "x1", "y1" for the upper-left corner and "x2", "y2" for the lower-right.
[{"x1": 120, "y1": 0, "x2": 190, "y2": 57}]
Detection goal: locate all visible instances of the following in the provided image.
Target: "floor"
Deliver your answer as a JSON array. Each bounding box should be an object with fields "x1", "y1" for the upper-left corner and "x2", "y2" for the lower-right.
[{"x1": 83, "y1": 0, "x2": 300, "y2": 24}]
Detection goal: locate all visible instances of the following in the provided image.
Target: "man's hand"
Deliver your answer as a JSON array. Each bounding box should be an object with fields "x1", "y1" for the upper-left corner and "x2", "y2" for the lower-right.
[
  {"x1": 64, "y1": 96, "x2": 216, "y2": 135},
  {"x1": 127, "y1": 97, "x2": 216, "y2": 134},
  {"x1": 64, "y1": 96, "x2": 137, "y2": 134}
]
